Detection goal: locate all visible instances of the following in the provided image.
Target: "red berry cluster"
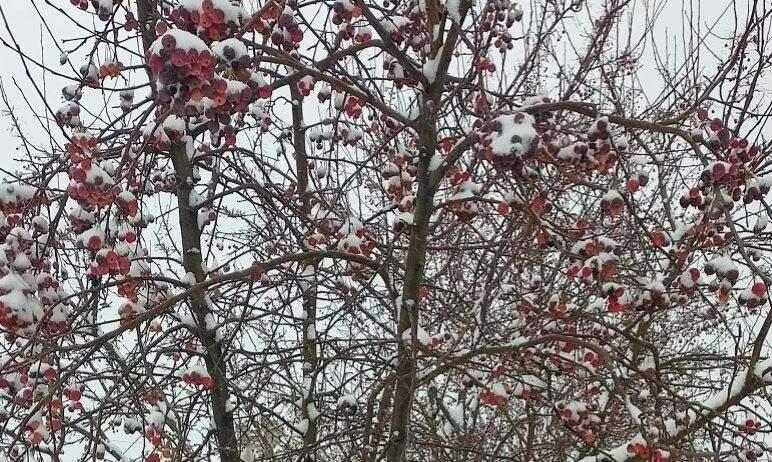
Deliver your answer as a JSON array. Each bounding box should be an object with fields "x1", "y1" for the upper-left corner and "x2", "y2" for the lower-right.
[
  {"x1": 604, "y1": 283, "x2": 629, "y2": 313},
  {"x1": 382, "y1": 151, "x2": 416, "y2": 211},
  {"x1": 66, "y1": 133, "x2": 98, "y2": 162},
  {"x1": 336, "y1": 226, "x2": 376, "y2": 256},
  {"x1": 117, "y1": 191, "x2": 139, "y2": 217},
  {"x1": 337, "y1": 95, "x2": 367, "y2": 119},
  {"x1": 170, "y1": 0, "x2": 247, "y2": 43},
  {"x1": 481, "y1": 0, "x2": 522, "y2": 31},
  {"x1": 740, "y1": 418, "x2": 762, "y2": 435},
  {"x1": 677, "y1": 267, "x2": 701, "y2": 294},
  {"x1": 297, "y1": 75, "x2": 315, "y2": 97},
  {"x1": 146, "y1": 30, "x2": 216, "y2": 115},
  {"x1": 583, "y1": 351, "x2": 604, "y2": 369},
  {"x1": 557, "y1": 401, "x2": 598, "y2": 430},
  {"x1": 331, "y1": 0, "x2": 362, "y2": 24},
  {"x1": 566, "y1": 236, "x2": 619, "y2": 283},
  {"x1": 600, "y1": 190, "x2": 624, "y2": 216},
  {"x1": 68, "y1": 158, "x2": 118, "y2": 208},
  {"x1": 68, "y1": 206, "x2": 96, "y2": 234},
  {"x1": 89, "y1": 248, "x2": 131, "y2": 277},
  {"x1": 98, "y1": 61, "x2": 123, "y2": 79},
  {"x1": 383, "y1": 59, "x2": 416, "y2": 89},
  {"x1": 337, "y1": 126, "x2": 363, "y2": 146},
  {"x1": 55, "y1": 102, "x2": 81, "y2": 128},
  {"x1": 248, "y1": 101, "x2": 273, "y2": 133},
  {"x1": 0, "y1": 184, "x2": 37, "y2": 215},
  {"x1": 480, "y1": 382, "x2": 509, "y2": 407},
  {"x1": 739, "y1": 282, "x2": 768, "y2": 310},
  {"x1": 69, "y1": 0, "x2": 120, "y2": 21},
  {"x1": 270, "y1": 5, "x2": 304, "y2": 50},
  {"x1": 478, "y1": 112, "x2": 539, "y2": 173},
  {"x1": 182, "y1": 368, "x2": 214, "y2": 388},
  {"x1": 447, "y1": 173, "x2": 480, "y2": 222},
  {"x1": 626, "y1": 443, "x2": 672, "y2": 462},
  {"x1": 626, "y1": 170, "x2": 649, "y2": 193},
  {"x1": 118, "y1": 300, "x2": 145, "y2": 325}
]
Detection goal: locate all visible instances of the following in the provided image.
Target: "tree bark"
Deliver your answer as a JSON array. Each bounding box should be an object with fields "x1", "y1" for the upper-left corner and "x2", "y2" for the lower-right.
[
  {"x1": 290, "y1": 86, "x2": 320, "y2": 459},
  {"x1": 170, "y1": 143, "x2": 239, "y2": 461},
  {"x1": 385, "y1": 117, "x2": 437, "y2": 462}
]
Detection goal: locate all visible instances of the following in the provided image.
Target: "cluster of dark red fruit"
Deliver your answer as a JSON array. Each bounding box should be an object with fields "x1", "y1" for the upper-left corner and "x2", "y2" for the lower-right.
[
  {"x1": 739, "y1": 418, "x2": 762, "y2": 435},
  {"x1": 337, "y1": 95, "x2": 367, "y2": 119},
  {"x1": 55, "y1": 102, "x2": 81, "y2": 128},
  {"x1": 626, "y1": 443, "x2": 672, "y2": 462},
  {"x1": 446, "y1": 172, "x2": 480, "y2": 222},
  {"x1": 478, "y1": 112, "x2": 539, "y2": 174},
  {"x1": 738, "y1": 282, "x2": 768, "y2": 310},
  {"x1": 566, "y1": 236, "x2": 620, "y2": 283},
  {"x1": 336, "y1": 227, "x2": 376, "y2": 256},
  {"x1": 68, "y1": 158, "x2": 119, "y2": 208},
  {"x1": 182, "y1": 368, "x2": 214, "y2": 388},
  {"x1": 118, "y1": 300, "x2": 145, "y2": 325},
  {"x1": 98, "y1": 61, "x2": 123, "y2": 79},
  {"x1": 271, "y1": 5, "x2": 305, "y2": 50},
  {"x1": 69, "y1": 0, "x2": 120, "y2": 21},
  {"x1": 481, "y1": 0, "x2": 523, "y2": 31},
  {"x1": 170, "y1": 0, "x2": 247, "y2": 43},
  {"x1": 605, "y1": 284, "x2": 629, "y2": 313},
  {"x1": 0, "y1": 184, "x2": 38, "y2": 216},
  {"x1": 383, "y1": 59, "x2": 416, "y2": 89},
  {"x1": 480, "y1": 383, "x2": 509, "y2": 407},
  {"x1": 600, "y1": 190, "x2": 624, "y2": 216},
  {"x1": 557, "y1": 401, "x2": 598, "y2": 430},
  {"x1": 146, "y1": 30, "x2": 216, "y2": 115},
  {"x1": 382, "y1": 150, "x2": 416, "y2": 209},
  {"x1": 89, "y1": 248, "x2": 132, "y2": 277},
  {"x1": 331, "y1": 0, "x2": 362, "y2": 24}
]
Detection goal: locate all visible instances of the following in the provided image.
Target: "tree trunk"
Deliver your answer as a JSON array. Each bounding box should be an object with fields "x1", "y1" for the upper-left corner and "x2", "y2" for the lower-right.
[
  {"x1": 385, "y1": 118, "x2": 437, "y2": 462},
  {"x1": 291, "y1": 87, "x2": 320, "y2": 458},
  {"x1": 170, "y1": 143, "x2": 239, "y2": 461}
]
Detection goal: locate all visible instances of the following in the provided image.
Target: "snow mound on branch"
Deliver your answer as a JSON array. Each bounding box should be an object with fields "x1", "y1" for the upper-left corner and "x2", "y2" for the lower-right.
[
  {"x1": 149, "y1": 29, "x2": 209, "y2": 55},
  {"x1": 177, "y1": 0, "x2": 248, "y2": 24},
  {"x1": 211, "y1": 38, "x2": 248, "y2": 61},
  {"x1": 488, "y1": 113, "x2": 538, "y2": 157}
]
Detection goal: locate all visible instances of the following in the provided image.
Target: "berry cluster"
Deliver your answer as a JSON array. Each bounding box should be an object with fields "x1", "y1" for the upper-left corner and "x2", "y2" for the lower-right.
[
  {"x1": 739, "y1": 418, "x2": 762, "y2": 435},
  {"x1": 600, "y1": 190, "x2": 624, "y2": 216},
  {"x1": 336, "y1": 219, "x2": 376, "y2": 257},
  {"x1": 69, "y1": 0, "x2": 118, "y2": 21},
  {"x1": 480, "y1": 381, "x2": 509, "y2": 407},
  {"x1": 68, "y1": 158, "x2": 118, "y2": 208},
  {"x1": 738, "y1": 282, "x2": 768, "y2": 310},
  {"x1": 566, "y1": 236, "x2": 620, "y2": 283},
  {"x1": 146, "y1": 30, "x2": 216, "y2": 115},
  {"x1": 170, "y1": 0, "x2": 248, "y2": 43},
  {"x1": 603, "y1": 283, "x2": 629, "y2": 313},
  {"x1": 334, "y1": 94, "x2": 367, "y2": 119},
  {"x1": 447, "y1": 173, "x2": 480, "y2": 222},
  {"x1": 0, "y1": 183, "x2": 37, "y2": 215},
  {"x1": 478, "y1": 112, "x2": 539, "y2": 173},
  {"x1": 181, "y1": 366, "x2": 214, "y2": 388},
  {"x1": 331, "y1": 0, "x2": 362, "y2": 24},
  {"x1": 56, "y1": 102, "x2": 82, "y2": 128},
  {"x1": 118, "y1": 299, "x2": 146, "y2": 325},
  {"x1": 88, "y1": 248, "x2": 132, "y2": 277},
  {"x1": 98, "y1": 61, "x2": 123, "y2": 79},
  {"x1": 626, "y1": 442, "x2": 672, "y2": 462},
  {"x1": 481, "y1": 0, "x2": 523, "y2": 31},
  {"x1": 557, "y1": 401, "x2": 599, "y2": 430}
]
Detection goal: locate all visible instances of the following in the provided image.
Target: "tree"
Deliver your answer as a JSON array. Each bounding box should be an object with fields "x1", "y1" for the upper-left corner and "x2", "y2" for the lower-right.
[{"x1": 0, "y1": 0, "x2": 772, "y2": 460}]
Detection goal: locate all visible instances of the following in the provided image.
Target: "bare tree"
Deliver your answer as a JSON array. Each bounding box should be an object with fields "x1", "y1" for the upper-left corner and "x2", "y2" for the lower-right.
[{"x1": 1, "y1": 0, "x2": 772, "y2": 461}]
